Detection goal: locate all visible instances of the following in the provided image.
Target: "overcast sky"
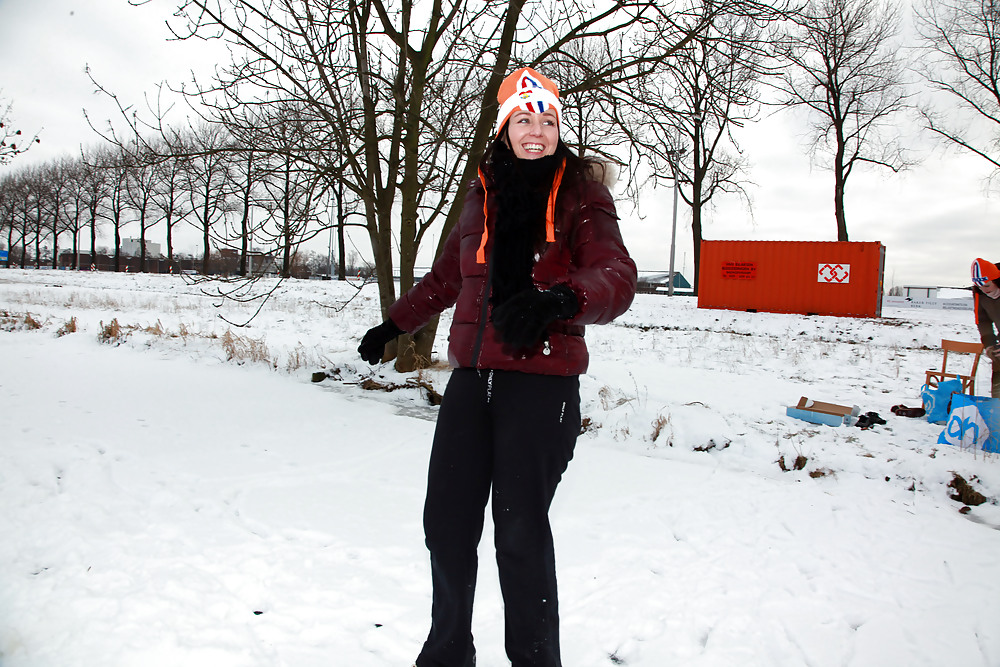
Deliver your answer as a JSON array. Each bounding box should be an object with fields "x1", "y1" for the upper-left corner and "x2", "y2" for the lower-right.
[{"x1": 1, "y1": 0, "x2": 995, "y2": 290}]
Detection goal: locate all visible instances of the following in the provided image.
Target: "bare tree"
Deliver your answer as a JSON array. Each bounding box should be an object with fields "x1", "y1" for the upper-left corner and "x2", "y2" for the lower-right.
[
  {"x1": 8, "y1": 173, "x2": 33, "y2": 268},
  {"x1": 41, "y1": 158, "x2": 77, "y2": 269},
  {"x1": 152, "y1": 0, "x2": 512, "y2": 367},
  {"x1": 777, "y1": 0, "x2": 912, "y2": 241},
  {"x1": 80, "y1": 146, "x2": 111, "y2": 270},
  {"x1": 601, "y1": 2, "x2": 778, "y2": 292},
  {"x1": 96, "y1": 147, "x2": 133, "y2": 271},
  {"x1": 325, "y1": 170, "x2": 366, "y2": 281},
  {"x1": 59, "y1": 160, "x2": 90, "y2": 269},
  {"x1": 0, "y1": 174, "x2": 20, "y2": 266},
  {"x1": 225, "y1": 107, "x2": 308, "y2": 279},
  {"x1": 914, "y1": 0, "x2": 1000, "y2": 179},
  {"x1": 21, "y1": 166, "x2": 53, "y2": 269},
  {"x1": 150, "y1": 134, "x2": 192, "y2": 268},
  {"x1": 123, "y1": 139, "x2": 162, "y2": 272},
  {"x1": 254, "y1": 125, "x2": 325, "y2": 279},
  {"x1": 183, "y1": 122, "x2": 237, "y2": 275},
  {"x1": 231, "y1": 145, "x2": 259, "y2": 277}
]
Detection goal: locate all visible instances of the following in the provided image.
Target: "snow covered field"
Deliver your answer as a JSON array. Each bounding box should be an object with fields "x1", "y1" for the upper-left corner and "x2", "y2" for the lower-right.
[{"x1": 1, "y1": 269, "x2": 998, "y2": 667}]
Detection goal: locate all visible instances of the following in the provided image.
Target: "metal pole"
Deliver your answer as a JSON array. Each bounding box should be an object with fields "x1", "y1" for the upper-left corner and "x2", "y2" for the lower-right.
[
  {"x1": 328, "y1": 222, "x2": 335, "y2": 277},
  {"x1": 668, "y1": 160, "x2": 679, "y2": 296}
]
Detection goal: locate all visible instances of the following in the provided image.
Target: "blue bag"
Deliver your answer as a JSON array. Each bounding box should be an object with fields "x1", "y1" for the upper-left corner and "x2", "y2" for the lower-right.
[
  {"x1": 937, "y1": 394, "x2": 1000, "y2": 453},
  {"x1": 920, "y1": 378, "x2": 964, "y2": 424}
]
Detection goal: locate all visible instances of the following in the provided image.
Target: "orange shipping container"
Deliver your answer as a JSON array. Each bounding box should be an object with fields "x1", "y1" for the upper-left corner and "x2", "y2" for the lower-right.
[{"x1": 697, "y1": 240, "x2": 885, "y2": 318}]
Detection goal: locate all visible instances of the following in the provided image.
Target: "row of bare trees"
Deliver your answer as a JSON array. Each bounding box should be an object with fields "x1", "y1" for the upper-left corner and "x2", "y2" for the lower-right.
[{"x1": 1, "y1": 119, "x2": 363, "y2": 277}]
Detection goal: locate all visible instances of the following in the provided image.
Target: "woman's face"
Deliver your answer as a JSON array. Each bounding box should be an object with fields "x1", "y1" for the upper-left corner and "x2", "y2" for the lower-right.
[
  {"x1": 980, "y1": 280, "x2": 1000, "y2": 299},
  {"x1": 506, "y1": 109, "x2": 559, "y2": 160}
]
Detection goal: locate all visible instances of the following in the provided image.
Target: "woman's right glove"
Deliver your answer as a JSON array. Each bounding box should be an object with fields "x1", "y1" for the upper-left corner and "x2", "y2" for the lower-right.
[
  {"x1": 491, "y1": 285, "x2": 578, "y2": 349},
  {"x1": 358, "y1": 319, "x2": 405, "y2": 364}
]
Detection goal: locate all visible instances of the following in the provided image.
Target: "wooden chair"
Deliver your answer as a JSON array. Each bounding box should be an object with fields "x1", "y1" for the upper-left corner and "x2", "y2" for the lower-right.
[{"x1": 925, "y1": 339, "x2": 983, "y2": 395}]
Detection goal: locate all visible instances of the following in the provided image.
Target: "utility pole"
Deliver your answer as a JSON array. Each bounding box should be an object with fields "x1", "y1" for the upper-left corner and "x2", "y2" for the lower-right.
[{"x1": 667, "y1": 149, "x2": 684, "y2": 296}]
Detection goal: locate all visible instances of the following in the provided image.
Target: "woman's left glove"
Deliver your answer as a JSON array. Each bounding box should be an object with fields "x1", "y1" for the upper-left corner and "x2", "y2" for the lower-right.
[
  {"x1": 358, "y1": 319, "x2": 406, "y2": 364},
  {"x1": 491, "y1": 285, "x2": 578, "y2": 349}
]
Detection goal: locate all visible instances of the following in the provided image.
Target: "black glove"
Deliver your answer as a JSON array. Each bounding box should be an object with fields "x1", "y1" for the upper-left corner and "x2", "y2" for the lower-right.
[
  {"x1": 358, "y1": 319, "x2": 405, "y2": 364},
  {"x1": 491, "y1": 285, "x2": 578, "y2": 349}
]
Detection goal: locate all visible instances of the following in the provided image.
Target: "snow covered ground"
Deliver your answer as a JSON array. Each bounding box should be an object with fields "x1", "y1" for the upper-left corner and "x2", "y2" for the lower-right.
[{"x1": 1, "y1": 268, "x2": 998, "y2": 667}]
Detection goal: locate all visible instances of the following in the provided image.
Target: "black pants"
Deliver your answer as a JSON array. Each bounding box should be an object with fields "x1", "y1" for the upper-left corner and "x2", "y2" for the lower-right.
[{"x1": 416, "y1": 369, "x2": 581, "y2": 667}]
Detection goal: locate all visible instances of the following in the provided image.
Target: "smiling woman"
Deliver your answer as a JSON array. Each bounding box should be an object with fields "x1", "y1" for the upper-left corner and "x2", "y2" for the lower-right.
[{"x1": 357, "y1": 66, "x2": 637, "y2": 667}]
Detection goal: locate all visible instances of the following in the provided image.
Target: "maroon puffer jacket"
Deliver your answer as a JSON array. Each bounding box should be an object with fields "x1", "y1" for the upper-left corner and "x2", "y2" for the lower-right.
[{"x1": 388, "y1": 175, "x2": 637, "y2": 376}]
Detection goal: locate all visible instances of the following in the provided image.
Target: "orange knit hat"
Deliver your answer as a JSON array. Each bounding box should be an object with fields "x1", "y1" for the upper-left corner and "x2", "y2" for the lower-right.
[
  {"x1": 494, "y1": 67, "x2": 562, "y2": 137},
  {"x1": 972, "y1": 258, "x2": 1000, "y2": 286}
]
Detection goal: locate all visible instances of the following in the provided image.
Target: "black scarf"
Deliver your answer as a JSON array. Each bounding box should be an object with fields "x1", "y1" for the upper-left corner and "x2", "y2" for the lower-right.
[{"x1": 488, "y1": 142, "x2": 562, "y2": 307}]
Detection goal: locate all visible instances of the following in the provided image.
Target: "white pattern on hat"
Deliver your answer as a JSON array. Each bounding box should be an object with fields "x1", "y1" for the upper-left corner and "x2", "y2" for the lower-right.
[{"x1": 495, "y1": 68, "x2": 562, "y2": 136}]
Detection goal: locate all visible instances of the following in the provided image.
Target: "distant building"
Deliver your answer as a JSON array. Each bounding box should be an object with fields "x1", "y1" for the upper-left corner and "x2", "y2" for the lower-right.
[
  {"x1": 884, "y1": 285, "x2": 973, "y2": 311},
  {"x1": 636, "y1": 272, "x2": 692, "y2": 294},
  {"x1": 902, "y1": 286, "x2": 939, "y2": 299},
  {"x1": 217, "y1": 248, "x2": 279, "y2": 276},
  {"x1": 122, "y1": 238, "x2": 162, "y2": 258}
]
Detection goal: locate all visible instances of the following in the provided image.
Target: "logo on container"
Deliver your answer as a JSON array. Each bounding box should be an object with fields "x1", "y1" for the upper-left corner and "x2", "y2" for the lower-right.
[{"x1": 818, "y1": 263, "x2": 850, "y2": 283}]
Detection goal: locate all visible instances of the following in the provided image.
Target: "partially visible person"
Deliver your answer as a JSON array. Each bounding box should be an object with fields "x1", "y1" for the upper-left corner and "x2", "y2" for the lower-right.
[{"x1": 972, "y1": 257, "x2": 1000, "y2": 398}]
